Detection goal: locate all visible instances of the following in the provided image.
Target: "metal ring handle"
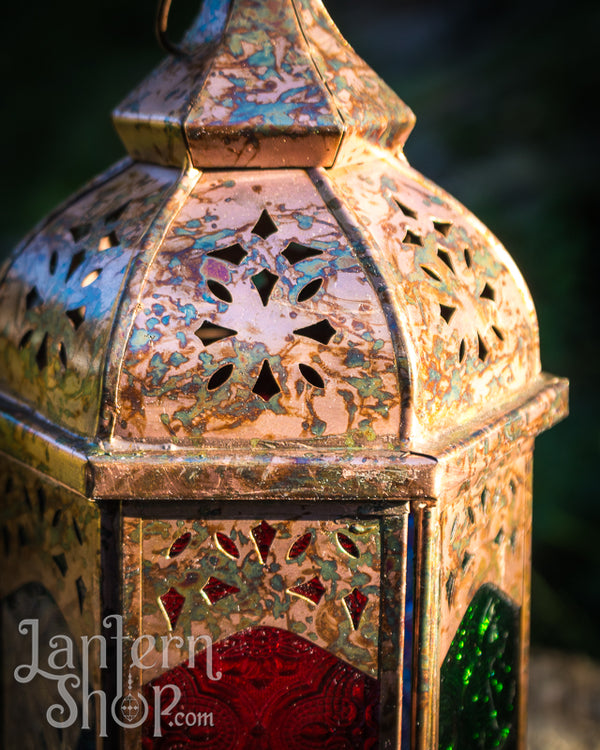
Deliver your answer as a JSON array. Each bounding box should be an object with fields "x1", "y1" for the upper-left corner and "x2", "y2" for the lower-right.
[{"x1": 155, "y1": 0, "x2": 186, "y2": 57}]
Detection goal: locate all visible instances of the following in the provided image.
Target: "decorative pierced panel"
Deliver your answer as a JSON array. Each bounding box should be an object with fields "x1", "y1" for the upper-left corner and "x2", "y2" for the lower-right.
[
  {"x1": 321, "y1": 160, "x2": 540, "y2": 444},
  {"x1": 0, "y1": 457, "x2": 101, "y2": 748},
  {"x1": 116, "y1": 170, "x2": 399, "y2": 441},
  {"x1": 438, "y1": 449, "x2": 532, "y2": 662},
  {"x1": 124, "y1": 517, "x2": 381, "y2": 685},
  {"x1": 0, "y1": 163, "x2": 176, "y2": 435},
  {"x1": 120, "y1": 509, "x2": 412, "y2": 749},
  {"x1": 0, "y1": 457, "x2": 100, "y2": 637},
  {"x1": 436, "y1": 446, "x2": 533, "y2": 749}
]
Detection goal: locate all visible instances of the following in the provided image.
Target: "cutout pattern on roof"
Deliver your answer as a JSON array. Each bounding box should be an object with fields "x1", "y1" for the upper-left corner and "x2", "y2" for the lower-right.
[
  {"x1": 118, "y1": 175, "x2": 399, "y2": 442},
  {"x1": 0, "y1": 164, "x2": 176, "y2": 435}
]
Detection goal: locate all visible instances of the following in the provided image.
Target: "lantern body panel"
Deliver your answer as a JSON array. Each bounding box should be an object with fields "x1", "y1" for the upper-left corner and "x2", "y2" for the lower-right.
[
  {"x1": 411, "y1": 440, "x2": 534, "y2": 749},
  {"x1": 119, "y1": 504, "x2": 409, "y2": 749},
  {"x1": 0, "y1": 1, "x2": 568, "y2": 748},
  {"x1": 0, "y1": 455, "x2": 101, "y2": 747}
]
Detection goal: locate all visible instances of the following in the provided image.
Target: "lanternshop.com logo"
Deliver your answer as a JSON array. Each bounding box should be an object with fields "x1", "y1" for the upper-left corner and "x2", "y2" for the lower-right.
[{"x1": 13, "y1": 614, "x2": 220, "y2": 736}]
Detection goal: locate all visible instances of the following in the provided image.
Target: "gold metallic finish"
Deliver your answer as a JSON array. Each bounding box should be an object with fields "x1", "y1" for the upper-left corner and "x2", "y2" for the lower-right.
[
  {"x1": 0, "y1": 1, "x2": 568, "y2": 748},
  {"x1": 126, "y1": 516, "x2": 381, "y2": 683},
  {"x1": 411, "y1": 501, "x2": 441, "y2": 750},
  {"x1": 0, "y1": 457, "x2": 101, "y2": 748}
]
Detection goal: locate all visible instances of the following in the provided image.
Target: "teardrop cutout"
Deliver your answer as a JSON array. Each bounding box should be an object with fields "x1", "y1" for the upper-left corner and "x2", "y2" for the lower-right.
[
  {"x1": 168, "y1": 532, "x2": 191, "y2": 558},
  {"x1": 297, "y1": 278, "x2": 323, "y2": 302}
]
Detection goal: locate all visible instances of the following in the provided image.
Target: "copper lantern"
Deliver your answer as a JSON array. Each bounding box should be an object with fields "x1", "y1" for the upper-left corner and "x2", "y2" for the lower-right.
[{"x1": 0, "y1": 1, "x2": 568, "y2": 748}]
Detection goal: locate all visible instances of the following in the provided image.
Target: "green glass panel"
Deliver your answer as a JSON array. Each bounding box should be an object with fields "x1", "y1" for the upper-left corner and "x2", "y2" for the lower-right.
[{"x1": 439, "y1": 583, "x2": 519, "y2": 750}]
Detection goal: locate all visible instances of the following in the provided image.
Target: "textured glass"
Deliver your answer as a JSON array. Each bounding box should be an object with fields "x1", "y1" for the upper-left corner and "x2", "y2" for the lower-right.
[
  {"x1": 343, "y1": 587, "x2": 368, "y2": 629},
  {"x1": 143, "y1": 626, "x2": 379, "y2": 748},
  {"x1": 439, "y1": 583, "x2": 519, "y2": 750}
]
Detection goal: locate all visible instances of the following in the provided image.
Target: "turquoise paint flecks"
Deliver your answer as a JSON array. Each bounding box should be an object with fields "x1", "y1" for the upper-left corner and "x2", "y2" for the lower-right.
[
  {"x1": 293, "y1": 212, "x2": 314, "y2": 230},
  {"x1": 152, "y1": 303, "x2": 165, "y2": 316},
  {"x1": 246, "y1": 47, "x2": 275, "y2": 69},
  {"x1": 175, "y1": 301, "x2": 197, "y2": 326},
  {"x1": 175, "y1": 330, "x2": 187, "y2": 346},
  {"x1": 130, "y1": 327, "x2": 157, "y2": 351},
  {"x1": 311, "y1": 418, "x2": 326, "y2": 436},
  {"x1": 313, "y1": 557, "x2": 341, "y2": 583},
  {"x1": 345, "y1": 347, "x2": 366, "y2": 368},
  {"x1": 350, "y1": 571, "x2": 371, "y2": 588},
  {"x1": 380, "y1": 174, "x2": 399, "y2": 195},
  {"x1": 192, "y1": 228, "x2": 236, "y2": 249},
  {"x1": 338, "y1": 388, "x2": 358, "y2": 424},
  {"x1": 148, "y1": 354, "x2": 170, "y2": 386},
  {"x1": 228, "y1": 99, "x2": 295, "y2": 127},
  {"x1": 169, "y1": 352, "x2": 188, "y2": 367}
]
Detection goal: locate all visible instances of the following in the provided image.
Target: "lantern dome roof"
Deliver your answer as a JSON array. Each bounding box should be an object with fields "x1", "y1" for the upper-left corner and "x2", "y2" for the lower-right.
[{"x1": 0, "y1": 0, "x2": 563, "y2": 470}]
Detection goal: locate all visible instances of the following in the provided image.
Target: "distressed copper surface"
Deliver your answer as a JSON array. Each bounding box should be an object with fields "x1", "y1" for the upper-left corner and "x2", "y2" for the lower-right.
[
  {"x1": 409, "y1": 442, "x2": 535, "y2": 749},
  {"x1": 0, "y1": 374, "x2": 566, "y2": 501},
  {"x1": 114, "y1": 0, "x2": 414, "y2": 169},
  {"x1": 315, "y1": 157, "x2": 540, "y2": 447},
  {"x1": 113, "y1": 0, "x2": 231, "y2": 167},
  {"x1": 0, "y1": 457, "x2": 100, "y2": 642},
  {"x1": 0, "y1": 457, "x2": 101, "y2": 748},
  {"x1": 115, "y1": 169, "x2": 400, "y2": 442},
  {"x1": 0, "y1": 163, "x2": 177, "y2": 436},
  {"x1": 124, "y1": 516, "x2": 381, "y2": 683},
  {"x1": 438, "y1": 445, "x2": 534, "y2": 750},
  {"x1": 293, "y1": 0, "x2": 415, "y2": 166},
  {"x1": 439, "y1": 448, "x2": 532, "y2": 661},
  {"x1": 411, "y1": 501, "x2": 441, "y2": 750},
  {"x1": 121, "y1": 505, "x2": 408, "y2": 748},
  {"x1": 0, "y1": 1, "x2": 569, "y2": 748}
]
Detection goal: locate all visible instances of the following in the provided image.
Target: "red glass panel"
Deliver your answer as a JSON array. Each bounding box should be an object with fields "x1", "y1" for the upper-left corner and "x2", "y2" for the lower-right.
[
  {"x1": 337, "y1": 532, "x2": 360, "y2": 558},
  {"x1": 159, "y1": 587, "x2": 185, "y2": 630},
  {"x1": 168, "y1": 532, "x2": 191, "y2": 558},
  {"x1": 344, "y1": 588, "x2": 368, "y2": 629},
  {"x1": 288, "y1": 576, "x2": 326, "y2": 605},
  {"x1": 251, "y1": 520, "x2": 276, "y2": 564},
  {"x1": 215, "y1": 532, "x2": 240, "y2": 559},
  {"x1": 201, "y1": 576, "x2": 240, "y2": 605},
  {"x1": 287, "y1": 532, "x2": 312, "y2": 560},
  {"x1": 143, "y1": 626, "x2": 379, "y2": 749}
]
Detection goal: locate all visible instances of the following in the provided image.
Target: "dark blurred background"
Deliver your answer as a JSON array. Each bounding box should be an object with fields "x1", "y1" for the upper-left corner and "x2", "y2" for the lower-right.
[{"x1": 1, "y1": 1, "x2": 598, "y2": 657}]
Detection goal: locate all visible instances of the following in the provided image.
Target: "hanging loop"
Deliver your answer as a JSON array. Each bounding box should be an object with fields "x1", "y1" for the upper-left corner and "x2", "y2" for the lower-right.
[{"x1": 155, "y1": 0, "x2": 186, "y2": 57}]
